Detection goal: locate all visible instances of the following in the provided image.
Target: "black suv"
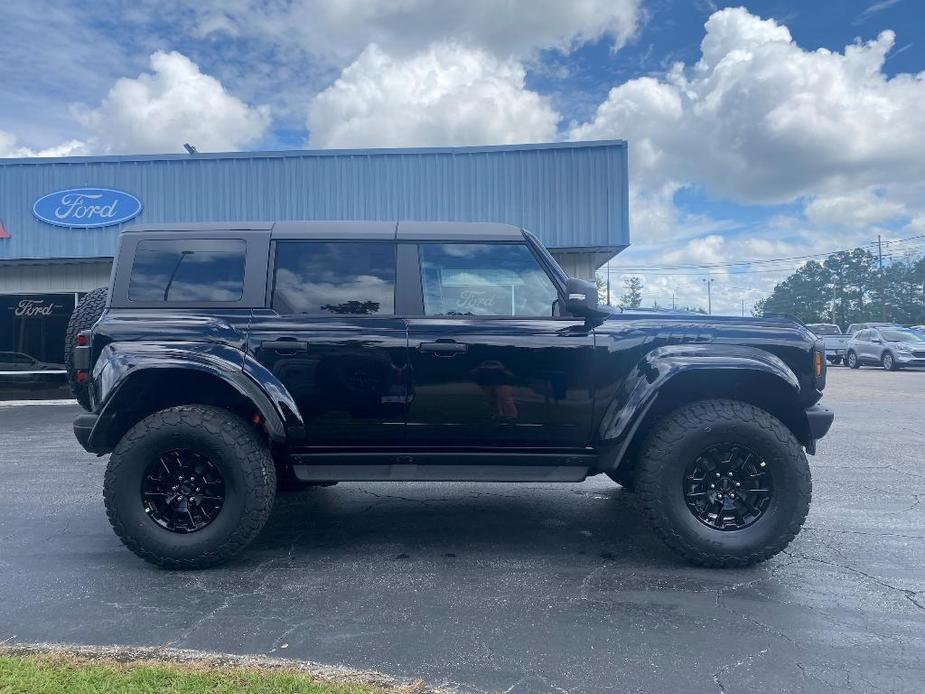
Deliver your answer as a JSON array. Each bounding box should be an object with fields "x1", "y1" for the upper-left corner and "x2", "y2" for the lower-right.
[{"x1": 69, "y1": 221, "x2": 833, "y2": 569}]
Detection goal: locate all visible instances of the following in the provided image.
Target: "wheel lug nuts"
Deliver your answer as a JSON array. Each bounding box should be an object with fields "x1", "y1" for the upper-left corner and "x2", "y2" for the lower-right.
[
  {"x1": 710, "y1": 483, "x2": 715, "y2": 489},
  {"x1": 734, "y1": 481, "x2": 740, "y2": 487},
  {"x1": 727, "y1": 472, "x2": 733, "y2": 477},
  {"x1": 172, "y1": 485, "x2": 178, "y2": 491},
  {"x1": 715, "y1": 472, "x2": 721, "y2": 478},
  {"x1": 717, "y1": 493, "x2": 724, "y2": 499}
]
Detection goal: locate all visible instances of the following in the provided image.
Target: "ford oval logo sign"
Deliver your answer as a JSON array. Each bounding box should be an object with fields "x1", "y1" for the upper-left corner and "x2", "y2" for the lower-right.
[{"x1": 33, "y1": 187, "x2": 142, "y2": 229}]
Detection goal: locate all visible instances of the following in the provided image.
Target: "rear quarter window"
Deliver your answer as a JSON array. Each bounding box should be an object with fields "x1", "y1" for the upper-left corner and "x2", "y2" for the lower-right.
[{"x1": 128, "y1": 240, "x2": 246, "y2": 302}]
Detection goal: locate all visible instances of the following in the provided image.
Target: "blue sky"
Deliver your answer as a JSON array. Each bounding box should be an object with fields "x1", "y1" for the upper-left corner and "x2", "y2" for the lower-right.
[{"x1": 1, "y1": 0, "x2": 924, "y2": 313}]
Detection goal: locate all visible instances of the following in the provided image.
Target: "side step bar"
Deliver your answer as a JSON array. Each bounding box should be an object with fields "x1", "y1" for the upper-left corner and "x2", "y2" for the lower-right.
[{"x1": 290, "y1": 451, "x2": 594, "y2": 482}]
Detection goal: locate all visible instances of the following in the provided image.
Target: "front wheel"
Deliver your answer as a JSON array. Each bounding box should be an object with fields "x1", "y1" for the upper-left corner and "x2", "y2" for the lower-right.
[
  {"x1": 882, "y1": 352, "x2": 899, "y2": 371},
  {"x1": 847, "y1": 350, "x2": 861, "y2": 369},
  {"x1": 104, "y1": 405, "x2": 276, "y2": 569},
  {"x1": 635, "y1": 399, "x2": 811, "y2": 568}
]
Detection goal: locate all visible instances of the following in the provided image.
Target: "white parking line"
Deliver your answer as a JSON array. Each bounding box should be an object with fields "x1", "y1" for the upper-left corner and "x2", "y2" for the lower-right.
[{"x1": 0, "y1": 399, "x2": 77, "y2": 407}]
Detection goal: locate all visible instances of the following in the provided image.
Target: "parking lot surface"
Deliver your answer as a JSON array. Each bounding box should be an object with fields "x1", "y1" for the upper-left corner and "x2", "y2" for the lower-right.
[{"x1": 0, "y1": 366, "x2": 923, "y2": 693}]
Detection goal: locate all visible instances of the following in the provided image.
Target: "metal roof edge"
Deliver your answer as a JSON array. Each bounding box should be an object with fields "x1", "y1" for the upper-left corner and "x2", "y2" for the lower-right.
[{"x1": 0, "y1": 139, "x2": 627, "y2": 166}]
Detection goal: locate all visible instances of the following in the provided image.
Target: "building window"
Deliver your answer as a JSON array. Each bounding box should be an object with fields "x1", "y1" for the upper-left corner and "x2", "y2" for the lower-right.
[
  {"x1": 128, "y1": 240, "x2": 246, "y2": 302},
  {"x1": 273, "y1": 241, "x2": 396, "y2": 315},
  {"x1": 419, "y1": 243, "x2": 559, "y2": 317},
  {"x1": 0, "y1": 293, "x2": 75, "y2": 400}
]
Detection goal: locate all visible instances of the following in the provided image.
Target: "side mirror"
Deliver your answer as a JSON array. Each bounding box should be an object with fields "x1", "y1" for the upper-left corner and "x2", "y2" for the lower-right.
[
  {"x1": 871, "y1": 337, "x2": 882, "y2": 344},
  {"x1": 565, "y1": 277, "x2": 599, "y2": 317}
]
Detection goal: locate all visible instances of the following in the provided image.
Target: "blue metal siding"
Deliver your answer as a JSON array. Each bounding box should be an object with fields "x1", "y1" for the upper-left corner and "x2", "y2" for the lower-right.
[{"x1": 0, "y1": 141, "x2": 627, "y2": 261}]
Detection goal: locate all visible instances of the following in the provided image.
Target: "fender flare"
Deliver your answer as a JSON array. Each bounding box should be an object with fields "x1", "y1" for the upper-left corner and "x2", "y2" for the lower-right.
[
  {"x1": 87, "y1": 342, "x2": 295, "y2": 452},
  {"x1": 597, "y1": 343, "x2": 802, "y2": 471}
]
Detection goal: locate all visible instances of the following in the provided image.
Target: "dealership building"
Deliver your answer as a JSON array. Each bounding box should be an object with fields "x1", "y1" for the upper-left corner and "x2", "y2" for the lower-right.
[{"x1": 0, "y1": 140, "x2": 628, "y2": 398}]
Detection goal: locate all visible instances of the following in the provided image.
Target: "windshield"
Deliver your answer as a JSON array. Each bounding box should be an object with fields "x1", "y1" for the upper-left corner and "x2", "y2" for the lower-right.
[{"x1": 880, "y1": 329, "x2": 925, "y2": 342}]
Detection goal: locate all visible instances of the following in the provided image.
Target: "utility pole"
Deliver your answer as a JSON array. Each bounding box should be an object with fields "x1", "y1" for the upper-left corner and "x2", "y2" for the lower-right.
[
  {"x1": 741, "y1": 299, "x2": 745, "y2": 317},
  {"x1": 878, "y1": 235, "x2": 885, "y2": 321},
  {"x1": 672, "y1": 291, "x2": 676, "y2": 310},
  {"x1": 703, "y1": 277, "x2": 715, "y2": 315},
  {"x1": 606, "y1": 263, "x2": 611, "y2": 307}
]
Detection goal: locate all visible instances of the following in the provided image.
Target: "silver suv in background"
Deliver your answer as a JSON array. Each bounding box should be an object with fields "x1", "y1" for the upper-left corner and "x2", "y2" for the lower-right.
[{"x1": 846, "y1": 327, "x2": 925, "y2": 370}]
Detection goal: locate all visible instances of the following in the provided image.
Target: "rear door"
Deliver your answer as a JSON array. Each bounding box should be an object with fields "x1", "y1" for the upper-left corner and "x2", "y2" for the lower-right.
[
  {"x1": 404, "y1": 239, "x2": 595, "y2": 448},
  {"x1": 246, "y1": 236, "x2": 409, "y2": 446}
]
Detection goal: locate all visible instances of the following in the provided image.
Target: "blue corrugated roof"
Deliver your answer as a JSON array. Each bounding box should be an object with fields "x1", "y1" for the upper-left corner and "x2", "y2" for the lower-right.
[{"x1": 0, "y1": 140, "x2": 628, "y2": 260}]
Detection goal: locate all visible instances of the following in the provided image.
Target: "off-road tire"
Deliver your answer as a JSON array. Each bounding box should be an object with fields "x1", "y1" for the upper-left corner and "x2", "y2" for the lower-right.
[
  {"x1": 635, "y1": 399, "x2": 811, "y2": 568},
  {"x1": 104, "y1": 405, "x2": 276, "y2": 569},
  {"x1": 847, "y1": 350, "x2": 861, "y2": 369},
  {"x1": 64, "y1": 287, "x2": 107, "y2": 410}
]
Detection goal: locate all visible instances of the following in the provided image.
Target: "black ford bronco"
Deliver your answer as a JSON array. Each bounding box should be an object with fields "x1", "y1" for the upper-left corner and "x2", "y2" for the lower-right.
[{"x1": 69, "y1": 221, "x2": 833, "y2": 569}]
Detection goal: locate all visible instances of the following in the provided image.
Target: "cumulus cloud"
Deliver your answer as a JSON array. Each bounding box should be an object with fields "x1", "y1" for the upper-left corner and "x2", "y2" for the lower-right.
[
  {"x1": 191, "y1": 0, "x2": 641, "y2": 61},
  {"x1": 307, "y1": 43, "x2": 559, "y2": 148},
  {"x1": 72, "y1": 51, "x2": 271, "y2": 154},
  {"x1": 805, "y1": 189, "x2": 907, "y2": 228},
  {"x1": 570, "y1": 7, "x2": 925, "y2": 205},
  {"x1": 0, "y1": 131, "x2": 89, "y2": 158}
]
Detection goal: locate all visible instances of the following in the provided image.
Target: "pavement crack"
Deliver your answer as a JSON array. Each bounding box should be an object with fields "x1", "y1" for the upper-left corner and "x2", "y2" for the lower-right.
[{"x1": 712, "y1": 649, "x2": 768, "y2": 694}]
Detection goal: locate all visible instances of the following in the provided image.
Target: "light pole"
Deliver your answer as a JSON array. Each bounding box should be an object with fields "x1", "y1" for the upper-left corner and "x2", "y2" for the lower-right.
[{"x1": 702, "y1": 277, "x2": 715, "y2": 315}]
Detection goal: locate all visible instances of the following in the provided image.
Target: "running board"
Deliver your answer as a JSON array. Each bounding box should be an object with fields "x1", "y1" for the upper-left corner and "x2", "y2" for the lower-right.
[{"x1": 290, "y1": 451, "x2": 593, "y2": 482}]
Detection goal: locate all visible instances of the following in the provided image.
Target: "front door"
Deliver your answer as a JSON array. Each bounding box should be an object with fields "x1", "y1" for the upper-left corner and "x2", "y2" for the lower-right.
[
  {"x1": 246, "y1": 240, "x2": 409, "y2": 446},
  {"x1": 405, "y1": 241, "x2": 595, "y2": 448}
]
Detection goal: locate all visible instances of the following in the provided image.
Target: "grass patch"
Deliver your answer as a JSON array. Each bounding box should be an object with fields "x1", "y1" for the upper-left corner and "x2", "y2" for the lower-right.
[{"x1": 0, "y1": 653, "x2": 411, "y2": 694}]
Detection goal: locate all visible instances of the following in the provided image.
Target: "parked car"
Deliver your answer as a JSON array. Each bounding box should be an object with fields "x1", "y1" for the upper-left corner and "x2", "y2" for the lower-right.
[
  {"x1": 805, "y1": 324, "x2": 849, "y2": 364},
  {"x1": 845, "y1": 322, "x2": 897, "y2": 336},
  {"x1": 846, "y1": 327, "x2": 925, "y2": 370},
  {"x1": 68, "y1": 221, "x2": 834, "y2": 570}
]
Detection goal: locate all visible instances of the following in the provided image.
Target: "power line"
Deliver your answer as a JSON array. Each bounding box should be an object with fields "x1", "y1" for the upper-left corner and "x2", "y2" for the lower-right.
[{"x1": 606, "y1": 233, "x2": 925, "y2": 272}]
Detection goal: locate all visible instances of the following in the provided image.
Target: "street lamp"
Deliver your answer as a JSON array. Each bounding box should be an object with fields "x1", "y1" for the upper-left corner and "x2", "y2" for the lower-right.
[{"x1": 702, "y1": 277, "x2": 715, "y2": 315}]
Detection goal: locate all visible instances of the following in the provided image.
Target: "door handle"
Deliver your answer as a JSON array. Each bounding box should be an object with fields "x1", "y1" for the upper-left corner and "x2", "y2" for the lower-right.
[
  {"x1": 419, "y1": 341, "x2": 467, "y2": 355},
  {"x1": 261, "y1": 339, "x2": 309, "y2": 352}
]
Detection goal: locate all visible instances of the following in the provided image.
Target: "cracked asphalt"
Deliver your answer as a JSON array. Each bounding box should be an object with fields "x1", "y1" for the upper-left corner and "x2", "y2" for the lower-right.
[{"x1": 0, "y1": 367, "x2": 923, "y2": 693}]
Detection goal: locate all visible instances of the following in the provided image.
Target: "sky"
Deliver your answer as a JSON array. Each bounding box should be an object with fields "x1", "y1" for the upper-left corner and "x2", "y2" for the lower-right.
[{"x1": 2, "y1": 0, "x2": 924, "y2": 314}]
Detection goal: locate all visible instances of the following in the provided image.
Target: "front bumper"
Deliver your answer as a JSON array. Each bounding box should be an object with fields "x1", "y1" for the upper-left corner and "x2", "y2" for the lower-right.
[
  {"x1": 805, "y1": 404, "x2": 834, "y2": 445},
  {"x1": 894, "y1": 353, "x2": 925, "y2": 366}
]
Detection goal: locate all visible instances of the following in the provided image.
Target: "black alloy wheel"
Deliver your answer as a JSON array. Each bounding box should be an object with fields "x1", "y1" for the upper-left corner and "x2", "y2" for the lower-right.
[
  {"x1": 684, "y1": 443, "x2": 773, "y2": 531},
  {"x1": 141, "y1": 449, "x2": 226, "y2": 533}
]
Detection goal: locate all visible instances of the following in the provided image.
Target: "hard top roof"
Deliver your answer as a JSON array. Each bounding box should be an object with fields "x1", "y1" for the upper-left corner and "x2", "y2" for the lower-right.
[{"x1": 121, "y1": 220, "x2": 525, "y2": 241}]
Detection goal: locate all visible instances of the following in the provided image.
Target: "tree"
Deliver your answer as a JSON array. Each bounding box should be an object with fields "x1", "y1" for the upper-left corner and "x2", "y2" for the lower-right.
[
  {"x1": 755, "y1": 245, "x2": 925, "y2": 326},
  {"x1": 620, "y1": 276, "x2": 643, "y2": 309}
]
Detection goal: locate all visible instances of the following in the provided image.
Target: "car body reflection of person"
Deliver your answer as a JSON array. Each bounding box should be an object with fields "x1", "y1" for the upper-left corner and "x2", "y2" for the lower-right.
[{"x1": 469, "y1": 360, "x2": 518, "y2": 422}]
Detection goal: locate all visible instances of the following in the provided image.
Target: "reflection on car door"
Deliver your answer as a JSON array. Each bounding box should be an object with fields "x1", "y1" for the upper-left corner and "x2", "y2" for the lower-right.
[
  {"x1": 246, "y1": 240, "x2": 409, "y2": 446},
  {"x1": 405, "y1": 242, "x2": 595, "y2": 448}
]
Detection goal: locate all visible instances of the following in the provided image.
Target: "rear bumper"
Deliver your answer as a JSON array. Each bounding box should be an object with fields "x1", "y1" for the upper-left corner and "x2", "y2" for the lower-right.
[
  {"x1": 805, "y1": 404, "x2": 834, "y2": 441},
  {"x1": 73, "y1": 413, "x2": 99, "y2": 453}
]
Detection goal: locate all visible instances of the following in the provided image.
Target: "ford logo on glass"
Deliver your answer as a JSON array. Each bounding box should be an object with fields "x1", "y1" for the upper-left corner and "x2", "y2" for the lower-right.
[{"x1": 33, "y1": 188, "x2": 142, "y2": 229}]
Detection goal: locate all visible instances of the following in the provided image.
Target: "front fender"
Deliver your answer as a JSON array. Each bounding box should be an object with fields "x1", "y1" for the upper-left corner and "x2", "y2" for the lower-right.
[
  {"x1": 87, "y1": 342, "x2": 292, "y2": 451},
  {"x1": 597, "y1": 343, "x2": 801, "y2": 463}
]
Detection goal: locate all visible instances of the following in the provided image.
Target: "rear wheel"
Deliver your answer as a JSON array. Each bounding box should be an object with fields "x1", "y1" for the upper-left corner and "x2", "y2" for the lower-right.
[
  {"x1": 846, "y1": 350, "x2": 861, "y2": 369},
  {"x1": 635, "y1": 399, "x2": 811, "y2": 568},
  {"x1": 64, "y1": 287, "x2": 107, "y2": 410},
  {"x1": 826, "y1": 356, "x2": 843, "y2": 365},
  {"x1": 104, "y1": 405, "x2": 276, "y2": 569}
]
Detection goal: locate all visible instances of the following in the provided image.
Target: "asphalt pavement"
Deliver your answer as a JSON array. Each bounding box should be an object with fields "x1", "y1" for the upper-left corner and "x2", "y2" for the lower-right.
[{"x1": 0, "y1": 366, "x2": 923, "y2": 693}]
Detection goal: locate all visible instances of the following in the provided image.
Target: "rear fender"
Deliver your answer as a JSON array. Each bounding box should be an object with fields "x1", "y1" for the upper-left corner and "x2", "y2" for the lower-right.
[
  {"x1": 87, "y1": 342, "x2": 297, "y2": 452},
  {"x1": 597, "y1": 344, "x2": 802, "y2": 470}
]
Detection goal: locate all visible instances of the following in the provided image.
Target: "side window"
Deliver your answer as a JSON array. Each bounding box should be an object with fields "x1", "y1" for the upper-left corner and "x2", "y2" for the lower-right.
[
  {"x1": 857, "y1": 330, "x2": 870, "y2": 341},
  {"x1": 128, "y1": 240, "x2": 246, "y2": 302},
  {"x1": 419, "y1": 243, "x2": 559, "y2": 317},
  {"x1": 273, "y1": 241, "x2": 396, "y2": 315}
]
